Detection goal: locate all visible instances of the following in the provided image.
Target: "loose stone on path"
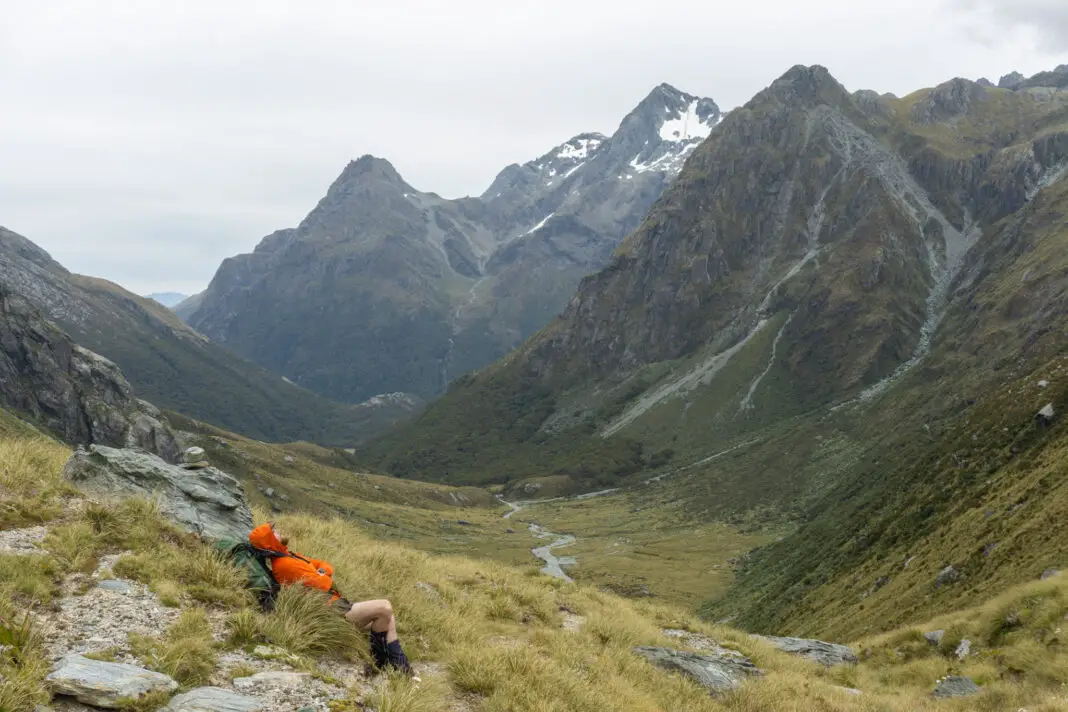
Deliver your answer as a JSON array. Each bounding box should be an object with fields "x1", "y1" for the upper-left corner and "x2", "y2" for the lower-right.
[{"x1": 47, "y1": 654, "x2": 178, "y2": 708}]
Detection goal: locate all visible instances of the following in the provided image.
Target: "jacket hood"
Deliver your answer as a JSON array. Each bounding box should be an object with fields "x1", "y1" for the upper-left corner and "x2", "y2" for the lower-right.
[{"x1": 249, "y1": 523, "x2": 288, "y2": 554}]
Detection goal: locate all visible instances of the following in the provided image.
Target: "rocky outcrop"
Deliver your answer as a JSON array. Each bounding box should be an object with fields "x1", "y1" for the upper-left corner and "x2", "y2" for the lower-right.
[
  {"x1": 634, "y1": 646, "x2": 762, "y2": 693},
  {"x1": 62, "y1": 445, "x2": 253, "y2": 540},
  {"x1": 47, "y1": 654, "x2": 178, "y2": 707},
  {"x1": 751, "y1": 636, "x2": 858, "y2": 666},
  {"x1": 910, "y1": 78, "x2": 989, "y2": 125},
  {"x1": 0, "y1": 285, "x2": 179, "y2": 460}
]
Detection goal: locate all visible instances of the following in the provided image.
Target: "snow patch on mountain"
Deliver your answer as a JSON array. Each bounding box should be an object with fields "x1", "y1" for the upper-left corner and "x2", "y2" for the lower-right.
[
  {"x1": 525, "y1": 213, "x2": 555, "y2": 235},
  {"x1": 660, "y1": 100, "x2": 718, "y2": 142}
]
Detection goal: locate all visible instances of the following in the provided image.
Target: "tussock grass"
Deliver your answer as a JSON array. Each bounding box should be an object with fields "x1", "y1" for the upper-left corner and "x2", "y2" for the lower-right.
[
  {"x1": 367, "y1": 672, "x2": 449, "y2": 712},
  {"x1": 259, "y1": 586, "x2": 364, "y2": 659},
  {"x1": 0, "y1": 436, "x2": 72, "y2": 529},
  {"x1": 45, "y1": 520, "x2": 100, "y2": 573},
  {"x1": 226, "y1": 607, "x2": 264, "y2": 647},
  {"x1": 0, "y1": 598, "x2": 51, "y2": 712},
  {"x1": 257, "y1": 510, "x2": 1068, "y2": 711},
  {"x1": 100, "y1": 501, "x2": 250, "y2": 608},
  {"x1": 129, "y1": 608, "x2": 217, "y2": 687},
  {"x1": 0, "y1": 553, "x2": 60, "y2": 604}
]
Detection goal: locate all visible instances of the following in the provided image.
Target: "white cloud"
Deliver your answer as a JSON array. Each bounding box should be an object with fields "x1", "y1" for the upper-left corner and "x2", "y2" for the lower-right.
[{"x1": 0, "y1": 0, "x2": 1064, "y2": 293}]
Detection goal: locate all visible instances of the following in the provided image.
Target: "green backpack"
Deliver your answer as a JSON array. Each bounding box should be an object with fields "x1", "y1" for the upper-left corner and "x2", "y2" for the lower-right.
[{"x1": 215, "y1": 537, "x2": 283, "y2": 611}]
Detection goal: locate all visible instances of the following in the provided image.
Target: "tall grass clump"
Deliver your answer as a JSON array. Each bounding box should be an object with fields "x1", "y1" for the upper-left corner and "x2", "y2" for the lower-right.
[
  {"x1": 260, "y1": 586, "x2": 364, "y2": 659},
  {"x1": 0, "y1": 437, "x2": 72, "y2": 529},
  {"x1": 129, "y1": 608, "x2": 217, "y2": 687}
]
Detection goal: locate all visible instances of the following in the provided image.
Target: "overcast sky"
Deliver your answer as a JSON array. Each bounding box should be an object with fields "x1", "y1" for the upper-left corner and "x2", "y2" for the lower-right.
[{"x1": 1, "y1": 0, "x2": 1066, "y2": 296}]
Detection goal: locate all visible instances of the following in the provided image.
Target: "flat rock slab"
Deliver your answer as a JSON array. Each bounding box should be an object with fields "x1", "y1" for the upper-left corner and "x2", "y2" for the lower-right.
[
  {"x1": 97, "y1": 580, "x2": 132, "y2": 593},
  {"x1": 47, "y1": 654, "x2": 178, "y2": 708},
  {"x1": 232, "y1": 671, "x2": 312, "y2": 689},
  {"x1": 751, "y1": 635, "x2": 858, "y2": 666},
  {"x1": 63, "y1": 445, "x2": 253, "y2": 541},
  {"x1": 634, "y1": 646, "x2": 762, "y2": 693},
  {"x1": 933, "y1": 676, "x2": 980, "y2": 699},
  {"x1": 165, "y1": 687, "x2": 265, "y2": 711}
]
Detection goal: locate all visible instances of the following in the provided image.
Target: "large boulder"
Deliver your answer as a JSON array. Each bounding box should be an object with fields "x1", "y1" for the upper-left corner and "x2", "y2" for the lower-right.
[
  {"x1": 0, "y1": 286, "x2": 179, "y2": 461},
  {"x1": 751, "y1": 635, "x2": 858, "y2": 666},
  {"x1": 63, "y1": 445, "x2": 253, "y2": 541},
  {"x1": 634, "y1": 646, "x2": 762, "y2": 693},
  {"x1": 46, "y1": 654, "x2": 178, "y2": 708}
]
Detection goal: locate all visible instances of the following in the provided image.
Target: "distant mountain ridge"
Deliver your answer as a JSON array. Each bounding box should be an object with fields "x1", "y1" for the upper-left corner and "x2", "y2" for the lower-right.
[
  {"x1": 185, "y1": 84, "x2": 721, "y2": 403},
  {"x1": 146, "y1": 292, "x2": 188, "y2": 308},
  {"x1": 0, "y1": 226, "x2": 418, "y2": 444}
]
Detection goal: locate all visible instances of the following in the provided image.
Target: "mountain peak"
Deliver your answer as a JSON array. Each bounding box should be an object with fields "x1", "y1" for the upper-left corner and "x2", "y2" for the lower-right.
[
  {"x1": 759, "y1": 64, "x2": 851, "y2": 110},
  {"x1": 337, "y1": 155, "x2": 407, "y2": 187}
]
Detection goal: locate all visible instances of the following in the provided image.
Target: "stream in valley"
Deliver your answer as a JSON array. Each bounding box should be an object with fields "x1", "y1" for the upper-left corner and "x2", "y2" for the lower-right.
[{"x1": 498, "y1": 489, "x2": 618, "y2": 582}]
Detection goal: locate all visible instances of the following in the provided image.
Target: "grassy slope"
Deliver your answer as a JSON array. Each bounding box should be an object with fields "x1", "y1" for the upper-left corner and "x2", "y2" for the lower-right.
[{"x1": 6, "y1": 435, "x2": 1068, "y2": 710}]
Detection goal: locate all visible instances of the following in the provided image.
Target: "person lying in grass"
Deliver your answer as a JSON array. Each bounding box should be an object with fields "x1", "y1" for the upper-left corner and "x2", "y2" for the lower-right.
[{"x1": 248, "y1": 522, "x2": 412, "y2": 675}]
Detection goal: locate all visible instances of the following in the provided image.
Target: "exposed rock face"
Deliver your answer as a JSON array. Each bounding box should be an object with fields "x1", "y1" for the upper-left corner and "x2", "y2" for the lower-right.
[
  {"x1": 752, "y1": 636, "x2": 858, "y2": 666},
  {"x1": 46, "y1": 654, "x2": 178, "y2": 708},
  {"x1": 998, "y1": 71, "x2": 1025, "y2": 89},
  {"x1": 633, "y1": 646, "x2": 762, "y2": 693},
  {"x1": 187, "y1": 84, "x2": 722, "y2": 403},
  {"x1": 63, "y1": 445, "x2": 254, "y2": 540},
  {"x1": 0, "y1": 285, "x2": 178, "y2": 460}
]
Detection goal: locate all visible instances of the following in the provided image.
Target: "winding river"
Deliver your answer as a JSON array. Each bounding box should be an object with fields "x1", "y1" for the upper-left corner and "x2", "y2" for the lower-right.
[{"x1": 497, "y1": 489, "x2": 619, "y2": 582}]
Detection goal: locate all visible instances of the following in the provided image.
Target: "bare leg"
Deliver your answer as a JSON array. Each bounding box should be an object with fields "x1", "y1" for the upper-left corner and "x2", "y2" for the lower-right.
[{"x1": 345, "y1": 599, "x2": 399, "y2": 643}]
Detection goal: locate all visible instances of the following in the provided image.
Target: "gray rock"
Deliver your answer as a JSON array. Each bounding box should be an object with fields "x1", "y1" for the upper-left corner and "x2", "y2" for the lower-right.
[
  {"x1": 955, "y1": 639, "x2": 971, "y2": 660},
  {"x1": 63, "y1": 445, "x2": 253, "y2": 541},
  {"x1": 751, "y1": 636, "x2": 858, "y2": 666},
  {"x1": 936, "y1": 565, "x2": 961, "y2": 587},
  {"x1": 634, "y1": 646, "x2": 762, "y2": 693},
  {"x1": 263, "y1": 487, "x2": 275, "y2": 498},
  {"x1": 232, "y1": 671, "x2": 311, "y2": 689},
  {"x1": 1041, "y1": 568, "x2": 1060, "y2": 580},
  {"x1": 932, "y1": 676, "x2": 980, "y2": 698},
  {"x1": 1038, "y1": 403, "x2": 1056, "y2": 423},
  {"x1": 166, "y1": 687, "x2": 265, "y2": 711},
  {"x1": 46, "y1": 654, "x2": 178, "y2": 707},
  {"x1": 97, "y1": 580, "x2": 132, "y2": 593},
  {"x1": 924, "y1": 630, "x2": 944, "y2": 646}
]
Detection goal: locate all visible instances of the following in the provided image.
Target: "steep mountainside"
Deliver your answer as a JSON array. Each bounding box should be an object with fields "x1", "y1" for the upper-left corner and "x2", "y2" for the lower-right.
[
  {"x1": 186, "y1": 85, "x2": 720, "y2": 402},
  {"x1": 0, "y1": 284, "x2": 178, "y2": 460},
  {"x1": 363, "y1": 64, "x2": 1068, "y2": 634},
  {"x1": 0, "y1": 227, "x2": 417, "y2": 444}
]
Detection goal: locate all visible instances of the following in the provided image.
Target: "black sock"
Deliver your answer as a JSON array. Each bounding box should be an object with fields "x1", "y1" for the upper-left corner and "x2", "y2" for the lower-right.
[
  {"x1": 386, "y1": 639, "x2": 411, "y2": 674},
  {"x1": 369, "y1": 631, "x2": 390, "y2": 669}
]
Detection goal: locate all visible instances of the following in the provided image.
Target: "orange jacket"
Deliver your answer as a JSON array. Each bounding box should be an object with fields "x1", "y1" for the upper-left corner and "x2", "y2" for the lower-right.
[{"x1": 249, "y1": 523, "x2": 338, "y2": 598}]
